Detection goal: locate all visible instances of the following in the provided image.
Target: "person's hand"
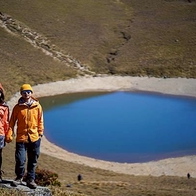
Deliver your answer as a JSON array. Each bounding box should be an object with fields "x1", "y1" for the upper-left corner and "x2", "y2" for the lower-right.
[
  {"x1": 5, "y1": 129, "x2": 13, "y2": 143},
  {"x1": 5, "y1": 134, "x2": 13, "y2": 143}
]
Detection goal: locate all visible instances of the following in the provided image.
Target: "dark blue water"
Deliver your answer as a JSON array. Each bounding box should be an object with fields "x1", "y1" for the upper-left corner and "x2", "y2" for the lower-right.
[{"x1": 41, "y1": 91, "x2": 196, "y2": 163}]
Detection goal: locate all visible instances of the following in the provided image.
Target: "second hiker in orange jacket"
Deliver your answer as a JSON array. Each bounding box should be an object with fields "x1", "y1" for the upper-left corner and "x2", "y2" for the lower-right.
[{"x1": 8, "y1": 84, "x2": 44, "y2": 189}]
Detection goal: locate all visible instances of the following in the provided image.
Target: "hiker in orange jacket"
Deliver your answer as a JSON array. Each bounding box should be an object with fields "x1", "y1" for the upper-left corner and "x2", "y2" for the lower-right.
[
  {"x1": 0, "y1": 83, "x2": 9, "y2": 182},
  {"x1": 7, "y1": 84, "x2": 44, "y2": 189}
]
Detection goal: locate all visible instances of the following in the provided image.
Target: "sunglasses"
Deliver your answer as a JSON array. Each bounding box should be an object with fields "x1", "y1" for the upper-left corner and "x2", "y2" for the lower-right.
[{"x1": 21, "y1": 90, "x2": 32, "y2": 94}]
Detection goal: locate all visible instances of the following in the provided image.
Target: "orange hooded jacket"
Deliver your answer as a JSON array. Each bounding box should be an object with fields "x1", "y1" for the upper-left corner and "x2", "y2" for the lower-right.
[
  {"x1": 0, "y1": 103, "x2": 9, "y2": 136},
  {"x1": 0, "y1": 83, "x2": 9, "y2": 137},
  {"x1": 8, "y1": 96, "x2": 44, "y2": 143}
]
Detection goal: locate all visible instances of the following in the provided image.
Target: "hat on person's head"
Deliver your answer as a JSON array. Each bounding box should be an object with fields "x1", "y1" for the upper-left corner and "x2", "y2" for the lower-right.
[{"x1": 20, "y1": 84, "x2": 33, "y2": 93}]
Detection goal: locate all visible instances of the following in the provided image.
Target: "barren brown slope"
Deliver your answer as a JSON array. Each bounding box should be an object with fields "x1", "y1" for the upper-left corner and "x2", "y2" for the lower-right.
[
  {"x1": 113, "y1": 0, "x2": 196, "y2": 77},
  {"x1": 0, "y1": 0, "x2": 195, "y2": 78}
]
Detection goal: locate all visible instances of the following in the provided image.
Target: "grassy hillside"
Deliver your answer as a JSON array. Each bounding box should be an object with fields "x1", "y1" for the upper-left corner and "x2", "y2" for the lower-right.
[
  {"x1": 0, "y1": 0, "x2": 196, "y2": 195},
  {"x1": 2, "y1": 142, "x2": 196, "y2": 196},
  {"x1": 1, "y1": 0, "x2": 196, "y2": 81}
]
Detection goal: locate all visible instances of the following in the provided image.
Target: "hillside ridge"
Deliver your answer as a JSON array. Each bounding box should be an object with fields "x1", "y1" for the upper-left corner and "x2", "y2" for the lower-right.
[{"x1": 0, "y1": 12, "x2": 95, "y2": 77}]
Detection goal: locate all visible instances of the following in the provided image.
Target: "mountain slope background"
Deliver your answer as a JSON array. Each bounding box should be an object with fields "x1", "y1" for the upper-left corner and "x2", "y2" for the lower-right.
[
  {"x1": 0, "y1": 0, "x2": 196, "y2": 195},
  {"x1": 1, "y1": 0, "x2": 196, "y2": 98}
]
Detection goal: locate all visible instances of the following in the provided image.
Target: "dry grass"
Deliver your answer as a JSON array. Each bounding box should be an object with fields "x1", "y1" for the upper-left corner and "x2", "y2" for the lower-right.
[
  {"x1": 0, "y1": 26, "x2": 77, "y2": 100},
  {"x1": 2, "y1": 139, "x2": 196, "y2": 195},
  {"x1": 1, "y1": 0, "x2": 196, "y2": 81},
  {"x1": 0, "y1": 0, "x2": 196, "y2": 195}
]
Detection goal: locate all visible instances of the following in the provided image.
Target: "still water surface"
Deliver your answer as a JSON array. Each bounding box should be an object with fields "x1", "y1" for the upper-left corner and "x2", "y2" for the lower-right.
[{"x1": 40, "y1": 91, "x2": 196, "y2": 163}]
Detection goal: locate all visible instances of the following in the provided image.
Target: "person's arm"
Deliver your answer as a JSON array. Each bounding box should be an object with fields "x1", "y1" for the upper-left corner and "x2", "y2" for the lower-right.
[
  {"x1": 3, "y1": 106, "x2": 9, "y2": 135},
  {"x1": 5, "y1": 105, "x2": 17, "y2": 143},
  {"x1": 38, "y1": 104, "x2": 44, "y2": 137}
]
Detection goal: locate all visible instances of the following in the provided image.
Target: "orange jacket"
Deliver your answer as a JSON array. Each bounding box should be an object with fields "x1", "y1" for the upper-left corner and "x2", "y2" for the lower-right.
[
  {"x1": 9, "y1": 97, "x2": 44, "y2": 143},
  {"x1": 0, "y1": 102, "x2": 9, "y2": 136}
]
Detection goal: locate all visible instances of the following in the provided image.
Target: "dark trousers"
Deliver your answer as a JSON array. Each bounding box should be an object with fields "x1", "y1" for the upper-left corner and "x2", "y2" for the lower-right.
[
  {"x1": 15, "y1": 138, "x2": 41, "y2": 180},
  {"x1": 0, "y1": 135, "x2": 5, "y2": 170}
]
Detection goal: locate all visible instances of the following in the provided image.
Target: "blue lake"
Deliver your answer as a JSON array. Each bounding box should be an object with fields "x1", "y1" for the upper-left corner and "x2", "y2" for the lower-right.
[{"x1": 40, "y1": 91, "x2": 196, "y2": 163}]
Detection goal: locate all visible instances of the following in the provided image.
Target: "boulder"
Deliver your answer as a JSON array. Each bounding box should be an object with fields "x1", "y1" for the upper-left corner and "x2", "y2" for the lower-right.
[{"x1": 0, "y1": 179, "x2": 52, "y2": 196}]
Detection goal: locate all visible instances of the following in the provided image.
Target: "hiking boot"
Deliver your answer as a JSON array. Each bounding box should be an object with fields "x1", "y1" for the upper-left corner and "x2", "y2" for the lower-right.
[
  {"x1": 11, "y1": 177, "x2": 23, "y2": 187},
  {"x1": 26, "y1": 179, "x2": 37, "y2": 189}
]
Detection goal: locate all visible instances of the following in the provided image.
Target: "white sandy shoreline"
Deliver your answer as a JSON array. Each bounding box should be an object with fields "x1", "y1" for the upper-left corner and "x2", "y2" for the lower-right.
[{"x1": 8, "y1": 76, "x2": 196, "y2": 178}]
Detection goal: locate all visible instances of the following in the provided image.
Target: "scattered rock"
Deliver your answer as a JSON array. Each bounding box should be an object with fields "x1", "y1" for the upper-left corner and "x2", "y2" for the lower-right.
[
  {"x1": 77, "y1": 174, "x2": 83, "y2": 181},
  {"x1": 121, "y1": 31, "x2": 131, "y2": 41},
  {"x1": 66, "y1": 184, "x2": 72, "y2": 187},
  {"x1": 0, "y1": 179, "x2": 52, "y2": 196}
]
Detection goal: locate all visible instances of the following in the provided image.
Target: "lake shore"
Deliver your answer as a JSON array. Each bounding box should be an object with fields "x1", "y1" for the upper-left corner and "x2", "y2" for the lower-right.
[{"x1": 8, "y1": 76, "x2": 196, "y2": 177}]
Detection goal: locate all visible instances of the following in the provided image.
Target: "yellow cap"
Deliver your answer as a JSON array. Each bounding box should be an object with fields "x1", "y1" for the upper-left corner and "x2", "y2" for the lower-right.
[{"x1": 20, "y1": 84, "x2": 33, "y2": 93}]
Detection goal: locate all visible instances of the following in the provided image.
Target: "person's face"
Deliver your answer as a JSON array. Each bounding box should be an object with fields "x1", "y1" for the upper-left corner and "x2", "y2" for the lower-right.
[{"x1": 21, "y1": 90, "x2": 32, "y2": 99}]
